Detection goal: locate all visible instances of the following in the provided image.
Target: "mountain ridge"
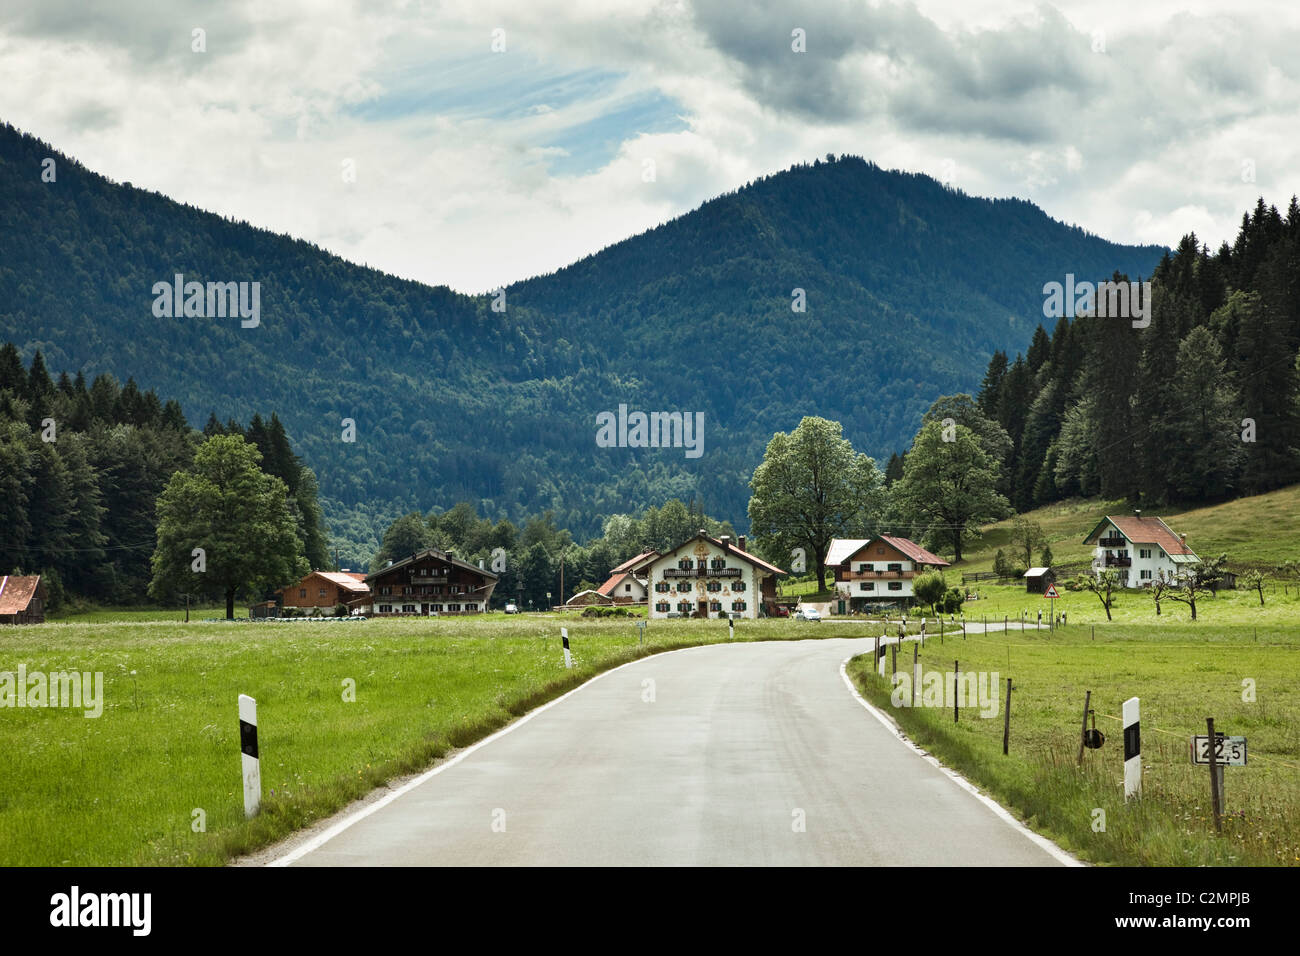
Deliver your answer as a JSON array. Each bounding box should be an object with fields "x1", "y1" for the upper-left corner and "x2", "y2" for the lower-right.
[{"x1": 0, "y1": 123, "x2": 1166, "y2": 558}]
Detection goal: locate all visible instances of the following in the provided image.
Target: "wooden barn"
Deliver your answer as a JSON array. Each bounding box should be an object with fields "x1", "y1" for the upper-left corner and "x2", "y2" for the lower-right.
[{"x1": 0, "y1": 575, "x2": 46, "y2": 625}]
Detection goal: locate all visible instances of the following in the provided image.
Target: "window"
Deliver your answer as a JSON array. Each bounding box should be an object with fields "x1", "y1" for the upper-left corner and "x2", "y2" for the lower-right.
[
  {"x1": 707, "y1": 581, "x2": 722, "y2": 592},
  {"x1": 888, "y1": 582, "x2": 902, "y2": 591},
  {"x1": 677, "y1": 601, "x2": 692, "y2": 612},
  {"x1": 710, "y1": 601, "x2": 721, "y2": 612},
  {"x1": 319, "y1": 588, "x2": 327, "y2": 597},
  {"x1": 731, "y1": 601, "x2": 747, "y2": 612},
  {"x1": 466, "y1": 603, "x2": 478, "y2": 611},
  {"x1": 403, "y1": 586, "x2": 412, "y2": 595},
  {"x1": 1139, "y1": 549, "x2": 1152, "y2": 559},
  {"x1": 887, "y1": 563, "x2": 902, "y2": 572},
  {"x1": 402, "y1": 604, "x2": 416, "y2": 613},
  {"x1": 677, "y1": 582, "x2": 692, "y2": 593},
  {"x1": 379, "y1": 604, "x2": 393, "y2": 613},
  {"x1": 860, "y1": 563, "x2": 873, "y2": 573},
  {"x1": 430, "y1": 604, "x2": 443, "y2": 612},
  {"x1": 299, "y1": 589, "x2": 307, "y2": 598},
  {"x1": 380, "y1": 586, "x2": 391, "y2": 596},
  {"x1": 877, "y1": 547, "x2": 885, "y2": 555},
  {"x1": 447, "y1": 603, "x2": 461, "y2": 612},
  {"x1": 656, "y1": 582, "x2": 670, "y2": 593},
  {"x1": 656, "y1": 602, "x2": 670, "y2": 613},
  {"x1": 733, "y1": 581, "x2": 745, "y2": 592},
  {"x1": 679, "y1": 559, "x2": 693, "y2": 570},
  {"x1": 1139, "y1": 570, "x2": 1152, "y2": 580},
  {"x1": 860, "y1": 582, "x2": 875, "y2": 591}
]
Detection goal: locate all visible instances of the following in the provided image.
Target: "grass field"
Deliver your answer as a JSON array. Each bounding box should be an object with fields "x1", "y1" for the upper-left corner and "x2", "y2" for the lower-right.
[
  {"x1": 956, "y1": 484, "x2": 1300, "y2": 575},
  {"x1": 848, "y1": 620, "x2": 1300, "y2": 866},
  {"x1": 0, "y1": 613, "x2": 831, "y2": 866}
]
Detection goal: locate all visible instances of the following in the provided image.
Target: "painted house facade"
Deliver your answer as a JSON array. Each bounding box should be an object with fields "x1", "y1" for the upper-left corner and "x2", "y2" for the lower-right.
[
  {"x1": 363, "y1": 549, "x2": 498, "y2": 615},
  {"x1": 640, "y1": 532, "x2": 784, "y2": 619},
  {"x1": 828, "y1": 536, "x2": 950, "y2": 609},
  {"x1": 1083, "y1": 513, "x2": 1200, "y2": 586},
  {"x1": 0, "y1": 575, "x2": 45, "y2": 625},
  {"x1": 278, "y1": 571, "x2": 370, "y2": 615}
]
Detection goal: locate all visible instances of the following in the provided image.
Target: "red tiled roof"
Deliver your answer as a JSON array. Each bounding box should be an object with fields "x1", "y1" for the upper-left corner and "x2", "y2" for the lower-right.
[
  {"x1": 610, "y1": 550, "x2": 658, "y2": 575},
  {"x1": 1085, "y1": 516, "x2": 1198, "y2": 556},
  {"x1": 878, "y1": 535, "x2": 950, "y2": 568},
  {"x1": 0, "y1": 575, "x2": 41, "y2": 615},
  {"x1": 597, "y1": 572, "x2": 630, "y2": 596}
]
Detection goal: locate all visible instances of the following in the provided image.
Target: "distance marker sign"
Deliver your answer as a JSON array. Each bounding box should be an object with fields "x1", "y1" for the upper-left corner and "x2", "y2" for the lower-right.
[{"x1": 1192, "y1": 734, "x2": 1247, "y2": 766}]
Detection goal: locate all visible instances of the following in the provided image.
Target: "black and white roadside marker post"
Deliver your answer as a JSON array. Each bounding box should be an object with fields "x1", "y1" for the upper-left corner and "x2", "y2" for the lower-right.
[
  {"x1": 1123, "y1": 696, "x2": 1141, "y2": 801},
  {"x1": 562, "y1": 627, "x2": 572, "y2": 669},
  {"x1": 728, "y1": 614, "x2": 734, "y2": 639},
  {"x1": 238, "y1": 693, "x2": 261, "y2": 818}
]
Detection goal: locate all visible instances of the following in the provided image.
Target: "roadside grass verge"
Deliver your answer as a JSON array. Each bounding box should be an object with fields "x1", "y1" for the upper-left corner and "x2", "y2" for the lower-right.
[
  {"x1": 1, "y1": 615, "x2": 831, "y2": 866},
  {"x1": 847, "y1": 622, "x2": 1300, "y2": 866}
]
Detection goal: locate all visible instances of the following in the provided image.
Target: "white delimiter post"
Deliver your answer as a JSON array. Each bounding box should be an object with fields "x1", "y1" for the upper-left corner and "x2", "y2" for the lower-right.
[
  {"x1": 562, "y1": 627, "x2": 572, "y2": 669},
  {"x1": 238, "y1": 694, "x2": 261, "y2": 818},
  {"x1": 1123, "y1": 696, "x2": 1141, "y2": 800}
]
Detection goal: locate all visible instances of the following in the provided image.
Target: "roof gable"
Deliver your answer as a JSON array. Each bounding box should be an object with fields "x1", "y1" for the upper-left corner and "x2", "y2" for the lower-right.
[
  {"x1": 651, "y1": 533, "x2": 786, "y2": 576},
  {"x1": 1083, "y1": 516, "x2": 1198, "y2": 557},
  {"x1": 366, "y1": 549, "x2": 499, "y2": 581},
  {"x1": 0, "y1": 575, "x2": 42, "y2": 615}
]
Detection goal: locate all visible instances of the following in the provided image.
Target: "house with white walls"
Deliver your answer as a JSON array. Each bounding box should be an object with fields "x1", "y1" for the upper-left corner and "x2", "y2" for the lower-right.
[
  {"x1": 640, "y1": 532, "x2": 784, "y2": 619},
  {"x1": 1082, "y1": 512, "x2": 1200, "y2": 586}
]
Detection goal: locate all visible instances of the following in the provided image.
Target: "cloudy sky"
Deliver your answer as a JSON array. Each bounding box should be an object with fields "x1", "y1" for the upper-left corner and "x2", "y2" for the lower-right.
[{"x1": 2, "y1": 0, "x2": 1297, "y2": 293}]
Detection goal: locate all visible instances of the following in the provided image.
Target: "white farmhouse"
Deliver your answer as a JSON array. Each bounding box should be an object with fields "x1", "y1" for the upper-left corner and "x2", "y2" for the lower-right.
[
  {"x1": 1082, "y1": 512, "x2": 1200, "y2": 586},
  {"x1": 639, "y1": 531, "x2": 785, "y2": 619},
  {"x1": 826, "y1": 536, "x2": 950, "y2": 611}
]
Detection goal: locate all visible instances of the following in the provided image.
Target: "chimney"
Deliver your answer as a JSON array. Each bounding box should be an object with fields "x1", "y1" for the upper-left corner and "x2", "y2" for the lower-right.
[
  {"x1": 720, "y1": 535, "x2": 731, "y2": 551},
  {"x1": 699, "y1": 528, "x2": 708, "y2": 537},
  {"x1": 739, "y1": 535, "x2": 747, "y2": 552},
  {"x1": 1180, "y1": 533, "x2": 1187, "y2": 546}
]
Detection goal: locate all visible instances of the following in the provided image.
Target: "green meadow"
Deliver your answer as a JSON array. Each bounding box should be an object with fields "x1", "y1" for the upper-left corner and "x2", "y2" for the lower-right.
[
  {"x1": 0, "y1": 613, "x2": 825, "y2": 866},
  {"x1": 849, "y1": 619, "x2": 1300, "y2": 866}
]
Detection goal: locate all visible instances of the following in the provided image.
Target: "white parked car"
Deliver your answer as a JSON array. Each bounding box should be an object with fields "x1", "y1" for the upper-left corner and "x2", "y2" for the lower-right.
[
  {"x1": 504, "y1": 603, "x2": 520, "y2": 614},
  {"x1": 795, "y1": 607, "x2": 821, "y2": 622}
]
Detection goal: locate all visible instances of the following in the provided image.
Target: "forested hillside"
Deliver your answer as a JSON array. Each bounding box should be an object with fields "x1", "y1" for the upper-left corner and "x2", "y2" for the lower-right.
[
  {"x1": 973, "y1": 201, "x2": 1300, "y2": 512},
  {"x1": 0, "y1": 342, "x2": 328, "y2": 605},
  {"x1": 0, "y1": 123, "x2": 1165, "y2": 545}
]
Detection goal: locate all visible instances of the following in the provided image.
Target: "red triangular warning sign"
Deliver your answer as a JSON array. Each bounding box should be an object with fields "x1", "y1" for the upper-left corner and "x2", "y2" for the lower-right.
[{"x1": 1043, "y1": 584, "x2": 1060, "y2": 599}]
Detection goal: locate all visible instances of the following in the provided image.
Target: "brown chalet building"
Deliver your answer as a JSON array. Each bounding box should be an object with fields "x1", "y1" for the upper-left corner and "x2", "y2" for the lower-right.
[
  {"x1": 278, "y1": 571, "x2": 370, "y2": 615},
  {"x1": 363, "y1": 549, "x2": 498, "y2": 616},
  {"x1": 0, "y1": 574, "x2": 45, "y2": 625}
]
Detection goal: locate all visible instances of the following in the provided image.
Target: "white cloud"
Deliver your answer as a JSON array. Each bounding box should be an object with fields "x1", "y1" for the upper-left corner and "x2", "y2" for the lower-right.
[{"x1": 2, "y1": 0, "x2": 1300, "y2": 292}]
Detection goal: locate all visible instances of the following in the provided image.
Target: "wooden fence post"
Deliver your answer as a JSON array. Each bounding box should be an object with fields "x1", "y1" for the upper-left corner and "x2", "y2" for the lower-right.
[
  {"x1": 1077, "y1": 690, "x2": 1091, "y2": 765},
  {"x1": 1002, "y1": 678, "x2": 1012, "y2": 755},
  {"x1": 1207, "y1": 717, "x2": 1222, "y2": 833}
]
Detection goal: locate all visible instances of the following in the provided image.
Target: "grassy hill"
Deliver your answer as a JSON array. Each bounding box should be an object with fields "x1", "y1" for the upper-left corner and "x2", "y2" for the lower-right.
[{"x1": 953, "y1": 484, "x2": 1300, "y2": 576}]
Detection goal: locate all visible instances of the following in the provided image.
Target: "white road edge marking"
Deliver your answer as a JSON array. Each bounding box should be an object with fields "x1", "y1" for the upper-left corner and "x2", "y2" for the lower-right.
[
  {"x1": 838, "y1": 655, "x2": 1083, "y2": 867},
  {"x1": 268, "y1": 638, "x2": 1080, "y2": 867},
  {"x1": 266, "y1": 647, "x2": 700, "y2": 866}
]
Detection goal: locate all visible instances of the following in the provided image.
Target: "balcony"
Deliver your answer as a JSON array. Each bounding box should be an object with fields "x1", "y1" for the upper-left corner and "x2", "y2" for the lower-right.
[
  {"x1": 663, "y1": 567, "x2": 741, "y2": 578},
  {"x1": 1099, "y1": 536, "x2": 1127, "y2": 548},
  {"x1": 410, "y1": 576, "x2": 449, "y2": 584},
  {"x1": 838, "y1": 569, "x2": 917, "y2": 580},
  {"x1": 1104, "y1": 556, "x2": 1131, "y2": 568}
]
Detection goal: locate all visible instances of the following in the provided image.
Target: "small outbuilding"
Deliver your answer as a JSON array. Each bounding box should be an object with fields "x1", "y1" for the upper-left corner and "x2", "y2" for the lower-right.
[
  {"x1": 1023, "y1": 567, "x2": 1056, "y2": 594},
  {"x1": 0, "y1": 575, "x2": 46, "y2": 625}
]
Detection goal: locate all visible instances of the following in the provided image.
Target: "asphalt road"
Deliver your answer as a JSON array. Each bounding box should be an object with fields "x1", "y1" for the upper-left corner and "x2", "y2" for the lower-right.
[{"x1": 274, "y1": 637, "x2": 1070, "y2": 866}]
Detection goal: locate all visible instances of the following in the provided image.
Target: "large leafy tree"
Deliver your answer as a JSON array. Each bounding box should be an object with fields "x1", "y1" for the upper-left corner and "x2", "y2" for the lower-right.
[
  {"x1": 149, "y1": 434, "x2": 308, "y2": 619},
  {"x1": 747, "y1": 416, "x2": 885, "y2": 591},
  {"x1": 891, "y1": 420, "x2": 1009, "y2": 561}
]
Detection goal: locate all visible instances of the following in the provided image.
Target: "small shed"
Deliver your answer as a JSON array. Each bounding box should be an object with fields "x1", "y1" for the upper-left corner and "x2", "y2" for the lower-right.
[
  {"x1": 0, "y1": 575, "x2": 45, "y2": 625},
  {"x1": 1023, "y1": 567, "x2": 1056, "y2": 594}
]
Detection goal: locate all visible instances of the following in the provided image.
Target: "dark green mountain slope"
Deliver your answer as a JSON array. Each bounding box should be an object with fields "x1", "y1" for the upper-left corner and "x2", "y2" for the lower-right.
[{"x1": 0, "y1": 126, "x2": 1164, "y2": 547}]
